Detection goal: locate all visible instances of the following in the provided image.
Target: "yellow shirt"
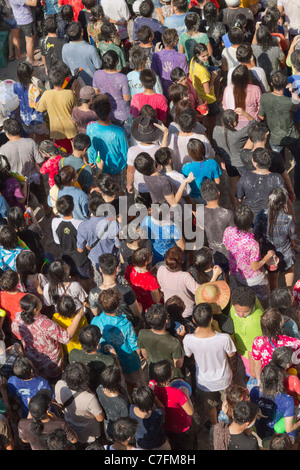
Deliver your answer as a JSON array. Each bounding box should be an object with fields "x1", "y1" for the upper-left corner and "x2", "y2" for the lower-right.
[
  {"x1": 52, "y1": 313, "x2": 88, "y2": 355},
  {"x1": 189, "y1": 58, "x2": 216, "y2": 104},
  {"x1": 36, "y1": 89, "x2": 78, "y2": 140},
  {"x1": 240, "y1": 0, "x2": 258, "y2": 7}
]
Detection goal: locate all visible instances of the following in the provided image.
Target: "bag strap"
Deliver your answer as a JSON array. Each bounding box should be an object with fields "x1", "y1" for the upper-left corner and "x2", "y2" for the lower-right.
[
  {"x1": 89, "y1": 217, "x2": 114, "y2": 250},
  {"x1": 61, "y1": 390, "x2": 83, "y2": 409}
]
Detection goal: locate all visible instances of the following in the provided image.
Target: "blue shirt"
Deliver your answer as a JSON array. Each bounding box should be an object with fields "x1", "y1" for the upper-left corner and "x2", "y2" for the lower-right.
[
  {"x1": 0, "y1": 195, "x2": 10, "y2": 224},
  {"x1": 86, "y1": 122, "x2": 128, "y2": 172},
  {"x1": 164, "y1": 13, "x2": 188, "y2": 37},
  {"x1": 48, "y1": 186, "x2": 89, "y2": 220},
  {"x1": 13, "y1": 82, "x2": 44, "y2": 126},
  {"x1": 59, "y1": 155, "x2": 93, "y2": 191},
  {"x1": 141, "y1": 216, "x2": 181, "y2": 265},
  {"x1": 91, "y1": 313, "x2": 141, "y2": 374},
  {"x1": 285, "y1": 75, "x2": 300, "y2": 122},
  {"x1": 127, "y1": 70, "x2": 163, "y2": 97},
  {"x1": 181, "y1": 159, "x2": 222, "y2": 198},
  {"x1": 61, "y1": 41, "x2": 102, "y2": 86},
  {"x1": 44, "y1": 0, "x2": 61, "y2": 15},
  {"x1": 7, "y1": 375, "x2": 53, "y2": 418}
]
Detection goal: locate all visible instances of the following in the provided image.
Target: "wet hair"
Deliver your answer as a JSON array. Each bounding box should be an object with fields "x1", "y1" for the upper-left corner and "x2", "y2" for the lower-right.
[
  {"x1": 96, "y1": 173, "x2": 120, "y2": 196},
  {"x1": 192, "y1": 247, "x2": 214, "y2": 284},
  {"x1": 131, "y1": 246, "x2": 152, "y2": 267},
  {"x1": 132, "y1": 386, "x2": 154, "y2": 412},
  {"x1": 233, "y1": 205, "x2": 254, "y2": 232},
  {"x1": 44, "y1": 15, "x2": 57, "y2": 34},
  {"x1": 91, "y1": 94, "x2": 111, "y2": 121},
  {"x1": 203, "y1": 1, "x2": 218, "y2": 27},
  {"x1": 260, "y1": 361, "x2": 284, "y2": 399},
  {"x1": 247, "y1": 121, "x2": 269, "y2": 143},
  {"x1": 252, "y1": 147, "x2": 272, "y2": 170},
  {"x1": 228, "y1": 27, "x2": 244, "y2": 45},
  {"x1": 56, "y1": 195, "x2": 74, "y2": 216},
  {"x1": 63, "y1": 362, "x2": 90, "y2": 392},
  {"x1": 155, "y1": 147, "x2": 174, "y2": 167},
  {"x1": 67, "y1": 21, "x2": 83, "y2": 41},
  {"x1": 46, "y1": 428, "x2": 68, "y2": 451},
  {"x1": 145, "y1": 303, "x2": 167, "y2": 330},
  {"x1": 192, "y1": 302, "x2": 213, "y2": 327},
  {"x1": 54, "y1": 166, "x2": 77, "y2": 189},
  {"x1": 56, "y1": 295, "x2": 77, "y2": 318},
  {"x1": 17, "y1": 62, "x2": 34, "y2": 89},
  {"x1": 78, "y1": 325, "x2": 101, "y2": 353},
  {"x1": 139, "y1": 0, "x2": 154, "y2": 17},
  {"x1": 201, "y1": 179, "x2": 219, "y2": 202},
  {"x1": 48, "y1": 64, "x2": 70, "y2": 87},
  {"x1": 271, "y1": 346, "x2": 293, "y2": 371},
  {"x1": 232, "y1": 401, "x2": 259, "y2": 426},
  {"x1": 164, "y1": 245, "x2": 184, "y2": 271},
  {"x1": 269, "y1": 433, "x2": 293, "y2": 451},
  {"x1": 0, "y1": 225, "x2": 19, "y2": 250},
  {"x1": 98, "y1": 287, "x2": 122, "y2": 314},
  {"x1": 19, "y1": 293, "x2": 40, "y2": 326},
  {"x1": 260, "y1": 307, "x2": 283, "y2": 342},
  {"x1": 256, "y1": 25, "x2": 274, "y2": 52},
  {"x1": 231, "y1": 286, "x2": 256, "y2": 309},
  {"x1": 137, "y1": 25, "x2": 154, "y2": 44},
  {"x1": 139, "y1": 68, "x2": 156, "y2": 89},
  {"x1": 236, "y1": 43, "x2": 253, "y2": 63},
  {"x1": 39, "y1": 140, "x2": 61, "y2": 157},
  {"x1": 267, "y1": 187, "x2": 289, "y2": 239},
  {"x1": 0, "y1": 269, "x2": 19, "y2": 291},
  {"x1": 102, "y1": 50, "x2": 119, "y2": 70},
  {"x1": 98, "y1": 253, "x2": 119, "y2": 275},
  {"x1": 162, "y1": 28, "x2": 179, "y2": 47},
  {"x1": 221, "y1": 109, "x2": 238, "y2": 131},
  {"x1": 16, "y1": 250, "x2": 37, "y2": 288},
  {"x1": 12, "y1": 356, "x2": 33, "y2": 380},
  {"x1": 232, "y1": 64, "x2": 250, "y2": 110},
  {"x1": 100, "y1": 22, "x2": 118, "y2": 42},
  {"x1": 61, "y1": 4, "x2": 74, "y2": 22},
  {"x1": 151, "y1": 359, "x2": 173, "y2": 385},
  {"x1": 73, "y1": 133, "x2": 91, "y2": 151},
  {"x1": 111, "y1": 418, "x2": 138, "y2": 444},
  {"x1": 7, "y1": 206, "x2": 27, "y2": 232},
  {"x1": 134, "y1": 152, "x2": 155, "y2": 176},
  {"x1": 89, "y1": 5, "x2": 104, "y2": 23},
  {"x1": 185, "y1": 12, "x2": 201, "y2": 32},
  {"x1": 270, "y1": 70, "x2": 288, "y2": 91},
  {"x1": 187, "y1": 138, "x2": 206, "y2": 162},
  {"x1": 269, "y1": 288, "x2": 292, "y2": 316},
  {"x1": 3, "y1": 118, "x2": 21, "y2": 136},
  {"x1": 261, "y1": 9, "x2": 279, "y2": 33},
  {"x1": 129, "y1": 45, "x2": 147, "y2": 70},
  {"x1": 100, "y1": 365, "x2": 123, "y2": 393},
  {"x1": 178, "y1": 108, "x2": 197, "y2": 133},
  {"x1": 0, "y1": 154, "x2": 11, "y2": 191}
]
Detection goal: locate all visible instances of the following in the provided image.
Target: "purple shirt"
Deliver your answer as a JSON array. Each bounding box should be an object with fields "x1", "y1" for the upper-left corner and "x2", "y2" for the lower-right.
[
  {"x1": 8, "y1": 0, "x2": 33, "y2": 25},
  {"x1": 92, "y1": 70, "x2": 130, "y2": 122},
  {"x1": 151, "y1": 49, "x2": 189, "y2": 97}
]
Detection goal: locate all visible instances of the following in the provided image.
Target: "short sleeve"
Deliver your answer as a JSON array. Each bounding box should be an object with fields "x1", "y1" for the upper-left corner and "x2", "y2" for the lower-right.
[
  {"x1": 251, "y1": 336, "x2": 262, "y2": 361},
  {"x1": 248, "y1": 239, "x2": 260, "y2": 263}
]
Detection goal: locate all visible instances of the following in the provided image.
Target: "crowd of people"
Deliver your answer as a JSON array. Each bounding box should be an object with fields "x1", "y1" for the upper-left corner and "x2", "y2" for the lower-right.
[{"x1": 0, "y1": 0, "x2": 300, "y2": 452}]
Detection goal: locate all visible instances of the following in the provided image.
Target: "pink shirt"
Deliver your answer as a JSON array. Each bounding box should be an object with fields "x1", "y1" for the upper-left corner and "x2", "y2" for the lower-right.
[
  {"x1": 222, "y1": 226, "x2": 262, "y2": 281},
  {"x1": 252, "y1": 335, "x2": 300, "y2": 369},
  {"x1": 222, "y1": 84, "x2": 262, "y2": 130},
  {"x1": 40, "y1": 155, "x2": 62, "y2": 188},
  {"x1": 130, "y1": 92, "x2": 169, "y2": 122}
]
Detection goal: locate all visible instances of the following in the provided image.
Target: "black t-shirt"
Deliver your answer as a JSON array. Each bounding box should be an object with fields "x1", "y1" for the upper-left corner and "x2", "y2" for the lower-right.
[
  {"x1": 40, "y1": 36, "x2": 66, "y2": 72},
  {"x1": 228, "y1": 432, "x2": 260, "y2": 450},
  {"x1": 89, "y1": 283, "x2": 137, "y2": 325},
  {"x1": 240, "y1": 149, "x2": 286, "y2": 175},
  {"x1": 144, "y1": 174, "x2": 173, "y2": 204}
]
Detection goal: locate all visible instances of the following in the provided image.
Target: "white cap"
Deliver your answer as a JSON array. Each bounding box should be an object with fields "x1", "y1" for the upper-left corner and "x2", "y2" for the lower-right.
[{"x1": 226, "y1": 0, "x2": 241, "y2": 6}]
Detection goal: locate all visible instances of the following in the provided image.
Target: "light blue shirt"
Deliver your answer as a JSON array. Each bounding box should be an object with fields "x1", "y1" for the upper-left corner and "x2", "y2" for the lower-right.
[
  {"x1": 62, "y1": 41, "x2": 102, "y2": 86},
  {"x1": 127, "y1": 70, "x2": 163, "y2": 97},
  {"x1": 164, "y1": 13, "x2": 188, "y2": 37}
]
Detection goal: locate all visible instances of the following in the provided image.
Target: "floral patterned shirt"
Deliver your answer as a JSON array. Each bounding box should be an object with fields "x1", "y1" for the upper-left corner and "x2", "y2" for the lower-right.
[{"x1": 252, "y1": 334, "x2": 300, "y2": 369}]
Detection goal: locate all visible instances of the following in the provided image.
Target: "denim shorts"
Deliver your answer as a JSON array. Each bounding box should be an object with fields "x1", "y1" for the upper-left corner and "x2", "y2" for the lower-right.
[{"x1": 4, "y1": 18, "x2": 18, "y2": 29}]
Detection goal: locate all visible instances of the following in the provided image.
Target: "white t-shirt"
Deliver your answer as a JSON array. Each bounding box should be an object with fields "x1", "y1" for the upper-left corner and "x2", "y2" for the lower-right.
[
  {"x1": 167, "y1": 132, "x2": 215, "y2": 172},
  {"x1": 222, "y1": 46, "x2": 239, "y2": 70},
  {"x1": 43, "y1": 282, "x2": 87, "y2": 311},
  {"x1": 101, "y1": 0, "x2": 130, "y2": 39},
  {"x1": 183, "y1": 331, "x2": 236, "y2": 392},
  {"x1": 127, "y1": 143, "x2": 160, "y2": 193},
  {"x1": 277, "y1": 0, "x2": 300, "y2": 35},
  {"x1": 227, "y1": 65, "x2": 270, "y2": 93}
]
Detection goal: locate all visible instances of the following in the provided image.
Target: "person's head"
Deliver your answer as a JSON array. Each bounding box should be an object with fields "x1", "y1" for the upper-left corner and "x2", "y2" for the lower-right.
[
  {"x1": 271, "y1": 346, "x2": 293, "y2": 372},
  {"x1": 12, "y1": 356, "x2": 33, "y2": 380},
  {"x1": 63, "y1": 362, "x2": 90, "y2": 392},
  {"x1": 225, "y1": 384, "x2": 250, "y2": 413},
  {"x1": 232, "y1": 401, "x2": 259, "y2": 428},
  {"x1": 56, "y1": 294, "x2": 77, "y2": 318},
  {"x1": 134, "y1": 152, "x2": 155, "y2": 176},
  {"x1": 100, "y1": 365, "x2": 122, "y2": 392},
  {"x1": 139, "y1": 0, "x2": 154, "y2": 17},
  {"x1": 201, "y1": 179, "x2": 219, "y2": 203},
  {"x1": 260, "y1": 361, "x2": 284, "y2": 398},
  {"x1": 221, "y1": 109, "x2": 238, "y2": 130},
  {"x1": 187, "y1": 138, "x2": 206, "y2": 162},
  {"x1": 96, "y1": 173, "x2": 120, "y2": 199},
  {"x1": 139, "y1": 68, "x2": 156, "y2": 90},
  {"x1": 165, "y1": 295, "x2": 185, "y2": 319},
  {"x1": 44, "y1": 15, "x2": 58, "y2": 34},
  {"x1": 56, "y1": 195, "x2": 74, "y2": 217},
  {"x1": 0, "y1": 154, "x2": 11, "y2": 182},
  {"x1": 7, "y1": 206, "x2": 27, "y2": 232},
  {"x1": 185, "y1": 12, "x2": 201, "y2": 32},
  {"x1": 203, "y1": 1, "x2": 217, "y2": 24},
  {"x1": 155, "y1": 147, "x2": 174, "y2": 168},
  {"x1": 0, "y1": 269, "x2": 19, "y2": 292},
  {"x1": 39, "y1": 140, "x2": 61, "y2": 158},
  {"x1": 111, "y1": 418, "x2": 138, "y2": 446},
  {"x1": 85, "y1": 442, "x2": 105, "y2": 450},
  {"x1": 267, "y1": 187, "x2": 289, "y2": 238},
  {"x1": 172, "y1": 0, "x2": 188, "y2": 13},
  {"x1": 19, "y1": 294, "x2": 42, "y2": 326},
  {"x1": 256, "y1": 25, "x2": 274, "y2": 52},
  {"x1": 192, "y1": 302, "x2": 213, "y2": 328},
  {"x1": 270, "y1": 70, "x2": 288, "y2": 91},
  {"x1": 54, "y1": 165, "x2": 77, "y2": 189},
  {"x1": 29, "y1": 390, "x2": 53, "y2": 436},
  {"x1": 193, "y1": 43, "x2": 210, "y2": 64},
  {"x1": 174, "y1": 99, "x2": 194, "y2": 124},
  {"x1": 16, "y1": 250, "x2": 37, "y2": 286},
  {"x1": 100, "y1": 22, "x2": 118, "y2": 42},
  {"x1": 138, "y1": 105, "x2": 157, "y2": 118},
  {"x1": 247, "y1": 121, "x2": 269, "y2": 144},
  {"x1": 232, "y1": 64, "x2": 250, "y2": 109},
  {"x1": 98, "y1": 287, "x2": 122, "y2": 314},
  {"x1": 102, "y1": 49, "x2": 119, "y2": 70},
  {"x1": 177, "y1": 108, "x2": 197, "y2": 133},
  {"x1": 192, "y1": 247, "x2": 214, "y2": 284},
  {"x1": 48, "y1": 64, "x2": 70, "y2": 88},
  {"x1": 91, "y1": 94, "x2": 111, "y2": 121},
  {"x1": 228, "y1": 26, "x2": 244, "y2": 46},
  {"x1": 79, "y1": 85, "x2": 96, "y2": 106},
  {"x1": 162, "y1": 28, "x2": 179, "y2": 48},
  {"x1": 170, "y1": 67, "x2": 188, "y2": 87},
  {"x1": 261, "y1": 9, "x2": 278, "y2": 33},
  {"x1": 61, "y1": 4, "x2": 74, "y2": 22},
  {"x1": 151, "y1": 359, "x2": 173, "y2": 385},
  {"x1": 168, "y1": 83, "x2": 189, "y2": 105},
  {"x1": 291, "y1": 50, "x2": 300, "y2": 73},
  {"x1": 78, "y1": 325, "x2": 101, "y2": 353},
  {"x1": 67, "y1": 21, "x2": 83, "y2": 42},
  {"x1": 236, "y1": 43, "x2": 253, "y2": 64},
  {"x1": 90, "y1": 4, "x2": 104, "y2": 23},
  {"x1": 252, "y1": 147, "x2": 272, "y2": 170},
  {"x1": 145, "y1": 303, "x2": 168, "y2": 330},
  {"x1": 46, "y1": 428, "x2": 69, "y2": 451},
  {"x1": 231, "y1": 286, "x2": 256, "y2": 317},
  {"x1": 2, "y1": 118, "x2": 21, "y2": 137},
  {"x1": 269, "y1": 433, "x2": 294, "y2": 451},
  {"x1": 233, "y1": 204, "x2": 254, "y2": 232},
  {"x1": 137, "y1": 25, "x2": 154, "y2": 44},
  {"x1": 129, "y1": 45, "x2": 147, "y2": 71},
  {"x1": 98, "y1": 253, "x2": 119, "y2": 276},
  {"x1": 17, "y1": 62, "x2": 34, "y2": 89},
  {"x1": 0, "y1": 225, "x2": 19, "y2": 250},
  {"x1": 164, "y1": 245, "x2": 184, "y2": 271},
  {"x1": 48, "y1": 258, "x2": 70, "y2": 288},
  {"x1": 72, "y1": 133, "x2": 91, "y2": 153},
  {"x1": 260, "y1": 307, "x2": 283, "y2": 341},
  {"x1": 269, "y1": 287, "x2": 292, "y2": 316},
  {"x1": 132, "y1": 385, "x2": 154, "y2": 412},
  {"x1": 82, "y1": 0, "x2": 96, "y2": 10},
  {"x1": 131, "y1": 246, "x2": 152, "y2": 268}
]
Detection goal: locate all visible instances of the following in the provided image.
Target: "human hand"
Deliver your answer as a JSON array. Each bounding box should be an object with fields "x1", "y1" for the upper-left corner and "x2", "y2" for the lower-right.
[
  {"x1": 126, "y1": 184, "x2": 133, "y2": 194},
  {"x1": 176, "y1": 324, "x2": 186, "y2": 337},
  {"x1": 154, "y1": 122, "x2": 168, "y2": 134},
  {"x1": 266, "y1": 250, "x2": 275, "y2": 261},
  {"x1": 213, "y1": 265, "x2": 223, "y2": 277},
  {"x1": 185, "y1": 172, "x2": 195, "y2": 184}
]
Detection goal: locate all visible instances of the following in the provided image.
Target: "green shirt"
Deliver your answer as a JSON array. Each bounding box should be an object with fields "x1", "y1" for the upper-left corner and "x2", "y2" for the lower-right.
[
  {"x1": 97, "y1": 42, "x2": 126, "y2": 71},
  {"x1": 229, "y1": 299, "x2": 263, "y2": 359},
  {"x1": 179, "y1": 31, "x2": 210, "y2": 63}
]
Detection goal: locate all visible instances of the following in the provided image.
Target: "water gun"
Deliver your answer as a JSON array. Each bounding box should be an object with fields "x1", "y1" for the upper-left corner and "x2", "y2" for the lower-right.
[
  {"x1": 24, "y1": 208, "x2": 32, "y2": 227},
  {"x1": 62, "y1": 68, "x2": 83, "y2": 89},
  {"x1": 274, "y1": 416, "x2": 297, "y2": 434},
  {"x1": 10, "y1": 172, "x2": 27, "y2": 183}
]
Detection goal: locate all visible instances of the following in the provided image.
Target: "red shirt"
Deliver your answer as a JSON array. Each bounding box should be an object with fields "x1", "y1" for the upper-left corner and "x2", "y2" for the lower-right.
[
  {"x1": 0, "y1": 291, "x2": 26, "y2": 336},
  {"x1": 40, "y1": 155, "x2": 62, "y2": 188},
  {"x1": 152, "y1": 384, "x2": 192, "y2": 433},
  {"x1": 189, "y1": 0, "x2": 219, "y2": 8},
  {"x1": 130, "y1": 93, "x2": 169, "y2": 123},
  {"x1": 125, "y1": 265, "x2": 160, "y2": 311},
  {"x1": 59, "y1": 0, "x2": 83, "y2": 21}
]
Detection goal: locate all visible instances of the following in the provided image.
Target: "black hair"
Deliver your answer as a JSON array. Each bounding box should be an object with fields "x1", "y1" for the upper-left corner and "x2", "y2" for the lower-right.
[
  {"x1": 67, "y1": 21, "x2": 83, "y2": 41},
  {"x1": 247, "y1": 121, "x2": 269, "y2": 143},
  {"x1": 260, "y1": 361, "x2": 284, "y2": 399},
  {"x1": 178, "y1": 108, "x2": 197, "y2": 133},
  {"x1": 232, "y1": 64, "x2": 250, "y2": 110},
  {"x1": 16, "y1": 250, "x2": 37, "y2": 288},
  {"x1": 192, "y1": 247, "x2": 214, "y2": 284},
  {"x1": 85, "y1": 441, "x2": 105, "y2": 450},
  {"x1": 136, "y1": 25, "x2": 153, "y2": 44},
  {"x1": 73, "y1": 133, "x2": 91, "y2": 151},
  {"x1": 91, "y1": 94, "x2": 111, "y2": 121},
  {"x1": 228, "y1": 27, "x2": 244, "y2": 45},
  {"x1": 187, "y1": 138, "x2": 206, "y2": 162},
  {"x1": 185, "y1": 12, "x2": 201, "y2": 32},
  {"x1": 82, "y1": 0, "x2": 96, "y2": 8},
  {"x1": 155, "y1": 147, "x2": 174, "y2": 167},
  {"x1": 12, "y1": 356, "x2": 33, "y2": 380},
  {"x1": 261, "y1": 9, "x2": 279, "y2": 33},
  {"x1": 111, "y1": 417, "x2": 138, "y2": 444},
  {"x1": 151, "y1": 359, "x2": 173, "y2": 385},
  {"x1": 0, "y1": 269, "x2": 19, "y2": 291},
  {"x1": 100, "y1": 22, "x2": 118, "y2": 42},
  {"x1": 270, "y1": 70, "x2": 288, "y2": 91},
  {"x1": 193, "y1": 43, "x2": 209, "y2": 64},
  {"x1": 269, "y1": 287, "x2": 292, "y2": 316},
  {"x1": 54, "y1": 165, "x2": 77, "y2": 190},
  {"x1": 252, "y1": 147, "x2": 272, "y2": 170},
  {"x1": 172, "y1": 0, "x2": 187, "y2": 13},
  {"x1": 256, "y1": 25, "x2": 274, "y2": 52},
  {"x1": 47, "y1": 259, "x2": 69, "y2": 305},
  {"x1": 145, "y1": 303, "x2": 167, "y2": 330},
  {"x1": 134, "y1": 152, "x2": 155, "y2": 176},
  {"x1": 63, "y1": 362, "x2": 90, "y2": 392},
  {"x1": 61, "y1": 4, "x2": 74, "y2": 21},
  {"x1": 56, "y1": 294, "x2": 77, "y2": 318},
  {"x1": 132, "y1": 386, "x2": 154, "y2": 412},
  {"x1": 96, "y1": 173, "x2": 120, "y2": 196},
  {"x1": 78, "y1": 325, "x2": 101, "y2": 353},
  {"x1": 267, "y1": 187, "x2": 289, "y2": 239},
  {"x1": 271, "y1": 346, "x2": 293, "y2": 372},
  {"x1": 201, "y1": 179, "x2": 219, "y2": 202},
  {"x1": 170, "y1": 67, "x2": 187, "y2": 84},
  {"x1": 236, "y1": 43, "x2": 253, "y2": 63},
  {"x1": 46, "y1": 428, "x2": 68, "y2": 451},
  {"x1": 48, "y1": 64, "x2": 69, "y2": 87},
  {"x1": 269, "y1": 433, "x2": 293, "y2": 451},
  {"x1": 44, "y1": 15, "x2": 57, "y2": 34},
  {"x1": 3, "y1": 118, "x2": 21, "y2": 136},
  {"x1": 139, "y1": 0, "x2": 154, "y2": 17},
  {"x1": 98, "y1": 253, "x2": 119, "y2": 275},
  {"x1": 90, "y1": 5, "x2": 104, "y2": 23},
  {"x1": 39, "y1": 140, "x2": 61, "y2": 157},
  {"x1": 17, "y1": 62, "x2": 34, "y2": 89},
  {"x1": 56, "y1": 195, "x2": 74, "y2": 216},
  {"x1": 162, "y1": 28, "x2": 179, "y2": 47},
  {"x1": 203, "y1": 1, "x2": 218, "y2": 26},
  {"x1": 19, "y1": 293, "x2": 40, "y2": 326},
  {"x1": 100, "y1": 365, "x2": 123, "y2": 393},
  {"x1": 102, "y1": 50, "x2": 119, "y2": 70},
  {"x1": 129, "y1": 45, "x2": 147, "y2": 70},
  {"x1": 139, "y1": 68, "x2": 156, "y2": 89},
  {"x1": 192, "y1": 303, "x2": 213, "y2": 327},
  {"x1": 0, "y1": 225, "x2": 19, "y2": 250},
  {"x1": 231, "y1": 286, "x2": 256, "y2": 309},
  {"x1": 29, "y1": 391, "x2": 52, "y2": 436},
  {"x1": 233, "y1": 205, "x2": 254, "y2": 232},
  {"x1": 232, "y1": 401, "x2": 259, "y2": 426}
]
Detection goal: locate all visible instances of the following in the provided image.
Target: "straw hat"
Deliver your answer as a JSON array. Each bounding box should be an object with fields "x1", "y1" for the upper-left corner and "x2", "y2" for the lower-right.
[{"x1": 195, "y1": 281, "x2": 231, "y2": 314}]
